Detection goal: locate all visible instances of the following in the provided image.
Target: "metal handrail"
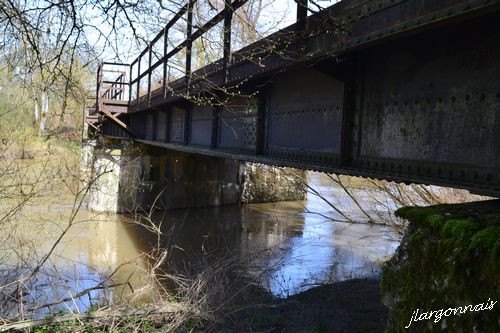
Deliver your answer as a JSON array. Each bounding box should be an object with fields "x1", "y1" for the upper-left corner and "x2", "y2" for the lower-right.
[
  {"x1": 96, "y1": 62, "x2": 131, "y2": 114},
  {"x1": 101, "y1": 73, "x2": 125, "y2": 98},
  {"x1": 96, "y1": 0, "x2": 311, "y2": 110},
  {"x1": 129, "y1": 0, "x2": 249, "y2": 108}
]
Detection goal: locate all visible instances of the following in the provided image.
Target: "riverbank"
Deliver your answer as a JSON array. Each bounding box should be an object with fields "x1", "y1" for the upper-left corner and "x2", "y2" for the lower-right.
[
  {"x1": 2, "y1": 278, "x2": 387, "y2": 332},
  {"x1": 232, "y1": 278, "x2": 388, "y2": 333},
  {"x1": 382, "y1": 200, "x2": 500, "y2": 332}
]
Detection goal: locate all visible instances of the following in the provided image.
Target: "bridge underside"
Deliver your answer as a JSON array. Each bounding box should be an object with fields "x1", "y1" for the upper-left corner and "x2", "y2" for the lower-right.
[{"x1": 97, "y1": 3, "x2": 500, "y2": 197}]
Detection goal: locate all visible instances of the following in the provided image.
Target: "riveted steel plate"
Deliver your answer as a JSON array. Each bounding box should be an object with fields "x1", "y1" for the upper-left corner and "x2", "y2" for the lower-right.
[
  {"x1": 218, "y1": 96, "x2": 258, "y2": 151},
  {"x1": 267, "y1": 68, "x2": 344, "y2": 165},
  {"x1": 156, "y1": 110, "x2": 168, "y2": 142},
  {"x1": 190, "y1": 104, "x2": 213, "y2": 146},
  {"x1": 359, "y1": 14, "x2": 500, "y2": 188},
  {"x1": 145, "y1": 112, "x2": 154, "y2": 140},
  {"x1": 170, "y1": 106, "x2": 186, "y2": 143}
]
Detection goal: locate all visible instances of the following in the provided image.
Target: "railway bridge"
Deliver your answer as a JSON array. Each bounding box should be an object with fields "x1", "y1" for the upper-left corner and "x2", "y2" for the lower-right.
[{"x1": 84, "y1": 0, "x2": 500, "y2": 211}]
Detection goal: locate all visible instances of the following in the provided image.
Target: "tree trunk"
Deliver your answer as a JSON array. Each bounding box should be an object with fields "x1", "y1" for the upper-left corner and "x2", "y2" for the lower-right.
[
  {"x1": 32, "y1": 89, "x2": 39, "y2": 125},
  {"x1": 39, "y1": 91, "x2": 49, "y2": 133}
]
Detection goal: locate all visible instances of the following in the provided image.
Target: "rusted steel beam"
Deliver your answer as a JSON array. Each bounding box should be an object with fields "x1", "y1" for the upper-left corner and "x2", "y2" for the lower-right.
[
  {"x1": 121, "y1": 0, "x2": 500, "y2": 110},
  {"x1": 101, "y1": 99, "x2": 129, "y2": 106},
  {"x1": 222, "y1": 1, "x2": 234, "y2": 84},
  {"x1": 163, "y1": 1, "x2": 248, "y2": 64},
  {"x1": 101, "y1": 69, "x2": 127, "y2": 73},
  {"x1": 163, "y1": 26, "x2": 169, "y2": 99},
  {"x1": 148, "y1": 43, "x2": 153, "y2": 105},
  {"x1": 160, "y1": 0, "x2": 500, "y2": 99},
  {"x1": 102, "y1": 62, "x2": 129, "y2": 66},
  {"x1": 101, "y1": 109, "x2": 136, "y2": 138},
  {"x1": 185, "y1": 0, "x2": 195, "y2": 92},
  {"x1": 296, "y1": 0, "x2": 308, "y2": 22},
  {"x1": 123, "y1": 0, "x2": 249, "y2": 109},
  {"x1": 97, "y1": 0, "x2": 500, "y2": 199},
  {"x1": 101, "y1": 80, "x2": 127, "y2": 85},
  {"x1": 96, "y1": 63, "x2": 101, "y2": 113},
  {"x1": 134, "y1": 70, "x2": 151, "y2": 82},
  {"x1": 86, "y1": 121, "x2": 100, "y2": 129},
  {"x1": 129, "y1": 62, "x2": 133, "y2": 104},
  {"x1": 133, "y1": 2, "x2": 191, "y2": 66},
  {"x1": 136, "y1": 56, "x2": 141, "y2": 108}
]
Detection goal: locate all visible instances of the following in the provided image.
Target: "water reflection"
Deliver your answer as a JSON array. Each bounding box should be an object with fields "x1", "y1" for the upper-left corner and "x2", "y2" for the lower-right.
[
  {"x1": 1, "y1": 172, "x2": 400, "y2": 316},
  {"x1": 126, "y1": 173, "x2": 400, "y2": 298},
  {"x1": 1, "y1": 210, "x2": 153, "y2": 316}
]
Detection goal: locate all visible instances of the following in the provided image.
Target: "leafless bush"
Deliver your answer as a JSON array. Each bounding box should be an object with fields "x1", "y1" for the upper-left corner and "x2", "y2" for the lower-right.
[
  {"x1": 303, "y1": 172, "x2": 491, "y2": 235},
  {"x1": 0, "y1": 136, "x2": 139, "y2": 322},
  {"x1": 0, "y1": 139, "x2": 272, "y2": 331},
  {"x1": 0, "y1": 228, "x2": 286, "y2": 332}
]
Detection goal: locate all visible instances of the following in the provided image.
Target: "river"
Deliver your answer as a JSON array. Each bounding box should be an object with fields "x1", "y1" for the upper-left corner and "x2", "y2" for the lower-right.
[{"x1": 1, "y1": 172, "x2": 401, "y2": 317}]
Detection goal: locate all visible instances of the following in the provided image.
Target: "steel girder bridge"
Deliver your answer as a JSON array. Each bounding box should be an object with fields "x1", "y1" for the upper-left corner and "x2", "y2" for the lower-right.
[{"x1": 85, "y1": 0, "x2": 500, "y2": 197}]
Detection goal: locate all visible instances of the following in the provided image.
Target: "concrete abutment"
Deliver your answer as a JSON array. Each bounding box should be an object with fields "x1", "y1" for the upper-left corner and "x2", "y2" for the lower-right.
[{"x1": 81, "y1": 139, "x2": 306, "y2": 213}]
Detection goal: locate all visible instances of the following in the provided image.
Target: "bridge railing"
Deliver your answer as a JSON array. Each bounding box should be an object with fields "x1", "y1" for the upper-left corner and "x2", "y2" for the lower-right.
[
  {"x1": 96, "y1": 62, "x2": 131, "y2": 113},
  {"x1": 94, "y1": 0, "x2": 327, "y2": 115},
  {"x1": 128, "y1": 0, "x2": 245, "y2": 109}
]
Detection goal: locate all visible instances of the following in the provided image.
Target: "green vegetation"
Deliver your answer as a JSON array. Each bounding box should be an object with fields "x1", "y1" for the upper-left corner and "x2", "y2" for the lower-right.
[
  {"x1": 0, "y1": 64, "x2": 84, "y2": 169},
  {"x1": 382, "y1": 201, "x2": 500, "y2": 332}
]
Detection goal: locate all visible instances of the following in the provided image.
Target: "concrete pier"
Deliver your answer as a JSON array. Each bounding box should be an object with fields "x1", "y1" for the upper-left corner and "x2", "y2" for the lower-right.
[{"x1": 82, "y1": 139, "x2": 306, "y2": 213}]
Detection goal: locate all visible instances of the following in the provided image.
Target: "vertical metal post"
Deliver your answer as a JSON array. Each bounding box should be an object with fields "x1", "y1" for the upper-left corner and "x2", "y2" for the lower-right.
[
  {"x1": 296, "y1": 0, "x2": 308, "y2": 22},
  {"x1": 148, "y1": 43, "x2": 152, "y2": 106},
  {"x1": 184, "y1": 106, "x2": 191, "y2": 145},
  {"x1": 163, "y1": 26, "x2": 169, "y2": 99},
  {"x1": 211, "y1": 106, "x2": 220, "y2": 149},
  {"x1": 136, "y1": 56, "x2": 141, "y2": 108},
  {"x1": 340, "y1": 56, "x2": 363, "y2": 168},
  {"x1": 129, "y1": 64, "x2": 133, "y2": 104},
  {"x1": 96, "y1": 62, "x2": 101, "y2": 112},
  {"x1": 185, "y1": 0, "x2": 194, "y2": 93},
  {"x1": 222, "y1": 1, "x2": 233, "y2": 84},
  {"x1": 122, "y1": 71, "x2": 125, "y2": 100},
  {"x1": 119, "y1": 73, "x2": 123, "y2": 100}
]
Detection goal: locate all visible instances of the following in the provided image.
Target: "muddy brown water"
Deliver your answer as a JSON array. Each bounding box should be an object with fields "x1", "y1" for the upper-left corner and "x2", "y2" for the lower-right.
[{"x1": 1, "y1": 173, "x2": 401, "y2": 316}]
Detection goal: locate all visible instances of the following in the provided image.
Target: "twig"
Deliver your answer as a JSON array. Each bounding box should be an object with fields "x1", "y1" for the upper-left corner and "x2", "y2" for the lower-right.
[{"x1": 0, "y1": 305, "x2": 187, "y2": 332}]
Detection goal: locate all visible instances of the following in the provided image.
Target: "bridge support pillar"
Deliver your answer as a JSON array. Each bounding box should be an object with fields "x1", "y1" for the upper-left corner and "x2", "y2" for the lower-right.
[
  {"x1": 81, "y1": 140, "x2": 141, "y2": 212},
  {"x1": 82, "y1": 140, "x2": 306, "y2": 213}
]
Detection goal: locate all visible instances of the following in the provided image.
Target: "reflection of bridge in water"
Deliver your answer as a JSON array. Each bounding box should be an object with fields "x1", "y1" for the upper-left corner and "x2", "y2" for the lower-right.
[{"x1": 86, "y1": 0, "x2": 500, "y2": 197}]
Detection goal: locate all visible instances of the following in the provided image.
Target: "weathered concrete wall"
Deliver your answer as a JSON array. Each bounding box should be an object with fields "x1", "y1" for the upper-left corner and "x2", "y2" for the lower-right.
[
  {"x1": 142, "y1": 152, "x2": 242, "y2": 210},
  {"x1": 240, "y1": 163, "x2": 306, "y2": 203},
  {"x1": 135, "y1": 152, "x2": 306, "y2": 210},
  {"x1": 83, "y1": 143, "x2": 142, "y2": 212},
  {"x1": 85, "y1": 148, "x2": 123, "y2": 212},
  {"x1": 82, "y1": 140, "x2": 306, "y2": 213},
  {"x1": 80, "y1": 139, "x2": 97, "y2": 175}
]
